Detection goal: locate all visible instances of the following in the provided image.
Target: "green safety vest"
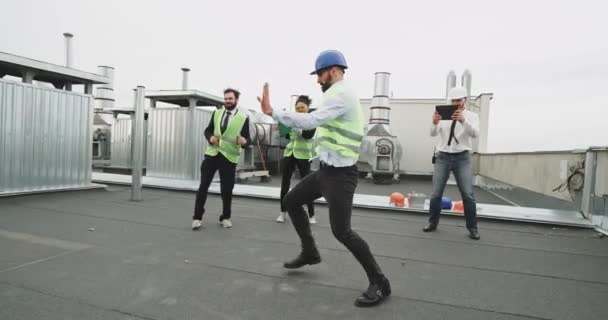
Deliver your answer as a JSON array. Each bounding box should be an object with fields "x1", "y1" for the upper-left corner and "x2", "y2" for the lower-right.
[
  {"x1": 315, "y1": 82, "x2": 364, "y2": 160},
  {"x1": 284, "y1": 130, "x2": 314, "y2": 159},
  {"x1": 205, "y1": 109, "x2": 247, "y2": 163}
]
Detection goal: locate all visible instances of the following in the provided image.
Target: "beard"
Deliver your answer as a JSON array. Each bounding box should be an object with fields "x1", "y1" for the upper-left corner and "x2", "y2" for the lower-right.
[
  {"x1": 225, "y1": 102, "x2": 237, "y2": 110},
  {"x1": 320, "y1": 72, "x2": 337, "y2": 92},
  {"x1": 321, "y1": 83, "x2": 333, "y2": 92}
]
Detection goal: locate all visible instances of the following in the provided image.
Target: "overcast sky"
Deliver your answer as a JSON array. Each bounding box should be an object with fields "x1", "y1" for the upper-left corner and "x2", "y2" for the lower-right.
[{"x1": 1, "y1": 0, "x2": 606, "y2": 152}]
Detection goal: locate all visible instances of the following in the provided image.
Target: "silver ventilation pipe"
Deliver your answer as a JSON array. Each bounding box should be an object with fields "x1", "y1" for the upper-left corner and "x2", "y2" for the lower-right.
[
  {"x1": 63, "y1": 33, "x2": 74, "y2": 68},
  {"x1": 369, "y1": 72, "x2": 391, "y2": 125},
  {"x1": 94, "y1": 66, "x2": 115, "y2": 110},
  {"x1": 461, "y1": 69, "x2": 472, "y2": 108},
  {"x1": 181, "y1": 68, "x2": 190, "y2": 90},
  {"x1": 446, "y1": 70, "x2": 457, "y2": 98}
]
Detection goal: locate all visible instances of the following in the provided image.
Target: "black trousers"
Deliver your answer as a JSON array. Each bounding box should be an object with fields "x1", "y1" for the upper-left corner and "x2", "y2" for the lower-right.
[
  {"x1": 193, "y1": 154, "x2": 236, "y2": 222},
  {"x1": 280, "y1": 156, "x2": 314, "y2": 217},
  {"x1": 282, "y1": 164, "x2": 384, "y2": 283}
]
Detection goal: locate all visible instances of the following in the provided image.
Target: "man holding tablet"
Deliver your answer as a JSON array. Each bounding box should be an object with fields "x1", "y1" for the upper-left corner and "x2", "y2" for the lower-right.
[{"x1": 425, "y1": 86, "x2": 481, "y2": 240}]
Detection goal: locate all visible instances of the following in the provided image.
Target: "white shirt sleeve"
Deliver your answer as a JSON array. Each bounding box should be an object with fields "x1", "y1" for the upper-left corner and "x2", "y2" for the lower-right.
[
  {"x1": 272, "y1": 93, "x2": 348, "y2": 130},
  {"x1": 430, "y1": 124, "x2": 441, "y2": 137},
  {"x1": 462, "y1": 111, "x2": 479, "y2": 138}
]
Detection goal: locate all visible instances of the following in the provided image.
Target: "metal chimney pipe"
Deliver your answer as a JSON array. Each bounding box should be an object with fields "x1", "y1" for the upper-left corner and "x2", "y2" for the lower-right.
[
  {"x1": 94, "y1": 66, "x2": 115, "y2": 110},
  {"x1": 446, "y1": 70, "x2": 457, "y2": 98},
  {"x1": 181, "y1": 68, "x2": 190, "y2": 90},
  {"x1": 461, "y1": 69, "x2": 472, "y2": 108},
  {"x1": 133, "y1": 88, "x2": 137, "y2": 108},
  {"x1": 369, "y1": 72, "x2": 391, "y2": 125},
  {"x1": 131, "y1": 86, "x2": 146, "y2": 201},
  {"x1": 63, "y1": 33, "x2": 74, "y2": 68}
]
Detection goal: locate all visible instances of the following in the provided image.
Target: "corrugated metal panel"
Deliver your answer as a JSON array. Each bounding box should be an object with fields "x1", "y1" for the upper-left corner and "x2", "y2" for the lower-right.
[
  {"x1": 192, "y1": 108, "x2": 213, "y2": 181},
  {"x1": 147, "y1": 108, "x2": 213, "y2": 180},
  {"x1": 110, "y1": 117, "x2": 132, "y2": 167},
  {"x1": 0, "y1": 79, "x2": 93, "y2": 194},
  {"x1": 588, "y1": 150, "x2": 608, "y2": 233},
  {"x1": 595, "y1": 150, "x2": 608, "y2": 197}
]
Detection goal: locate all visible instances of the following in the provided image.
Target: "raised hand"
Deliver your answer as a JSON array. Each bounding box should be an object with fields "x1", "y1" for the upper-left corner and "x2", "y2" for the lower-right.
[{"x1": 257, "y1": 82, "x2": 273, "y2": 115}]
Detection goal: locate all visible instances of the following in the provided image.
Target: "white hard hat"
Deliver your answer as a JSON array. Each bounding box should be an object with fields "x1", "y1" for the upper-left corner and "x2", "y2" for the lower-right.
[{"x1": 447, "y1": 86, "x2": 468, "y2": 100}]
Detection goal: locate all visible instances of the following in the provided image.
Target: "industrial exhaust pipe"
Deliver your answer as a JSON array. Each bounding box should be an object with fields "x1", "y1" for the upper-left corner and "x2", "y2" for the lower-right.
[
  {"x1": 445, "y1": 70, "x2": 457, "y2": 98},
  {"x1": 94, "y1": 66, "x2": 115, "y2": 110},
  {"x1": 63, "y1": 33, "x2": 73, "y2": 68},
  {"x1": 358, "y1": 71, "x2": 403, "y2": 184},
  {"x1": 181, "y1": 68, "x2": 190, "y2": 90},
  {"x1": 369, "y1": 72, "x2": 391, "y2": 125},
  {"x1": 461, "y1": 69, "x2": 472, "y2": 108}
]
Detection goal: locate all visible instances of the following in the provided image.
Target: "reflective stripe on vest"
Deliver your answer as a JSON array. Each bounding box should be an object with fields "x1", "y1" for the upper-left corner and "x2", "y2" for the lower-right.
[
  {"x1": 284, "y1": 131, "x2": 314, "y2": 159},
  {"x1": 315, "y1": 82, "x2": 364, "y2": 160},
  {"x1": 205, "y1": 109, "x2": 247, "y2": 163}
]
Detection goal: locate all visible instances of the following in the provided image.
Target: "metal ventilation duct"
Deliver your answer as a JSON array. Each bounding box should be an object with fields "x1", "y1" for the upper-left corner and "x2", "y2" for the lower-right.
[
  {"x1": 369, "y1": 72, "x2": 391, "y2": 125},
  {"x1": 181, "y1": 68, "x2": 190, "y2": 90}
]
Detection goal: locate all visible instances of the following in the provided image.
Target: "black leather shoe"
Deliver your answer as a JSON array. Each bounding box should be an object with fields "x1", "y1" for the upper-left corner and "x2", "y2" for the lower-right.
[
  {"x1": 354, "y1": 276, "x2": 391, "y2": 307},
  {"x1": 423, "y1": 224, "x2": 437, "y2": 232},
  {"x1": 468, "y1": 228, "x2": 480, "y2": 240},
  {"x1": 283, "y1": 250, "x2": 321, "y2": 269}
]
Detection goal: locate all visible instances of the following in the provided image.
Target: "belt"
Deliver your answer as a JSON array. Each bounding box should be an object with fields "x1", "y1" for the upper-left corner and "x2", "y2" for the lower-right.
[
  {"x1": 320, "y1": 162, "x2": 356, "y2": 170},
  {"x1": 439, "y1": 150, "x2": 469, "y2": 155}
]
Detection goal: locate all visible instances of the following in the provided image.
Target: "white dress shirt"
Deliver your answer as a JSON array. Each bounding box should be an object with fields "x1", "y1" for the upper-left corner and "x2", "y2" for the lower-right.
[{"x1": 430, "y1": 109, "x2": 479, "y2": 153}]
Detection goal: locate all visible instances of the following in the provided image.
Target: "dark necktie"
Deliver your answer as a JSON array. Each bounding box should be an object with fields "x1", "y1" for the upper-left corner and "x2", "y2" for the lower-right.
[
  {"x1": 221, "y1": 111, "x2": 231, "y2": 133},
  {"x1": 447, "y1": 120, "x2": 459, "y2": 146}
]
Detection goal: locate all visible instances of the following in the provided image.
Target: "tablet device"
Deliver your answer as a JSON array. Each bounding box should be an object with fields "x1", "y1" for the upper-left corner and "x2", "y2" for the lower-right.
[{"x1": 435, "y1": 105, "x2": 457, "y2": 120}]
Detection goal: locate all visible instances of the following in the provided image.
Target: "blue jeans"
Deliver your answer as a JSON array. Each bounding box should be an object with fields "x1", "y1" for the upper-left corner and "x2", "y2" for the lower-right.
[{"x1": 429, "y1": 151, "x2": 478, "y2": 229}]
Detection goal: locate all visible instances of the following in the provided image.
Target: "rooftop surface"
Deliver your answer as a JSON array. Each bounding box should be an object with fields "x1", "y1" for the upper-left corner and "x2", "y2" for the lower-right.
[
  {"x1": 242, "y1": 174, "x2": 577, "y2": 212},
  {"x1": 1, "y1": 186, "x2": 606, "y2": 320}
]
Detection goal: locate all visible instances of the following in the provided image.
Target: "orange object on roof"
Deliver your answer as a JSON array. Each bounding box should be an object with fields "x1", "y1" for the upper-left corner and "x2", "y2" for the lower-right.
[
  {"x1": 390, "y1": 192, "x2": 405, "y2": 207},
  {"x1": 452, "y1": 200, "x2": 464, "y2": 213}
]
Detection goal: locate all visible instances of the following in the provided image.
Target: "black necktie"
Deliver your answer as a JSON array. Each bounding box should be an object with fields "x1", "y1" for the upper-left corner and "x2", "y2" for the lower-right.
[
  {"x1": 221, "y1": 111, "x2": 231, "y2": 133},
  {"x1": 447, "y1": 120, "x2": 459, "y2": 146}
]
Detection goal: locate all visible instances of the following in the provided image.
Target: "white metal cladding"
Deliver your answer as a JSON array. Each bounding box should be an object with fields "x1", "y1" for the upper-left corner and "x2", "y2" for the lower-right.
[
  {"x1": 146, "y1": 108, "x2": 213, "y2": 180},
  {"x1": 110, "y1": 117, "x2": 132, "y2": 167},
  {"x1": 593, "y1": 150, "x2": 608, "y2": 233},
  {"x1": 595, "y1": 150, "x2": 608, "y2": 197},
  {"x1": 192, "y1": 108, "x2": 213, "y2": 181},
  {"x1": 0, "y1": 79, "x2": 93, "y2": 194}
]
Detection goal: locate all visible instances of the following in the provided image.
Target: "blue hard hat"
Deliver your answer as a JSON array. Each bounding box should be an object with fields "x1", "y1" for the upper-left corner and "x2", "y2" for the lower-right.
[
  {"x1": 310, "y1": 50, "x2": 348, "y2": 75},
  {"x1": 441, "y1": 197, "x2": 453, "y2": 209}
]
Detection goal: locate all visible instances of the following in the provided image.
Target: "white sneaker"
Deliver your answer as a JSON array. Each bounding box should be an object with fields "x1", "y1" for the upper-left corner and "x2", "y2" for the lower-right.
[
  {"x1": 276, "y1": 212, "x2": 287, "y2": 223},
  {"x1": 192, "y1": 220, "x2": 202, "y2": 230},
  {"x1": 221, "y1": 219, "x2": 232, "y2": 228},
  {"x1": 309, "y1": 216, "x2": 317, "y2": 225}
]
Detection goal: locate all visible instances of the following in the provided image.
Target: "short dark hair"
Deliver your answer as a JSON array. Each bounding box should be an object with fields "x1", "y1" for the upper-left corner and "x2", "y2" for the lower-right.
[
  {"x1": 296, "y1": 95, "x2": 311, "y2": 106},
  {"x1": 223, "y1": 88, "x2": 240, "y2": 99}
]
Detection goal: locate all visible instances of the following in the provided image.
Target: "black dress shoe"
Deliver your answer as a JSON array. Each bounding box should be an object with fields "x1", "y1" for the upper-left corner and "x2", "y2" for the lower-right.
[
  {"x1": 468, "y1": 228, "x2": 480, "y2": 240},
  {"x1": 283, "y1": 250, "x2": 321, "y2": 269},
  {"x1": 422, "y1": 224, "x2": 437, "y2": 232},
  {"x1": 354, "y1": 276, "x2": 391, "y2": 307}
]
